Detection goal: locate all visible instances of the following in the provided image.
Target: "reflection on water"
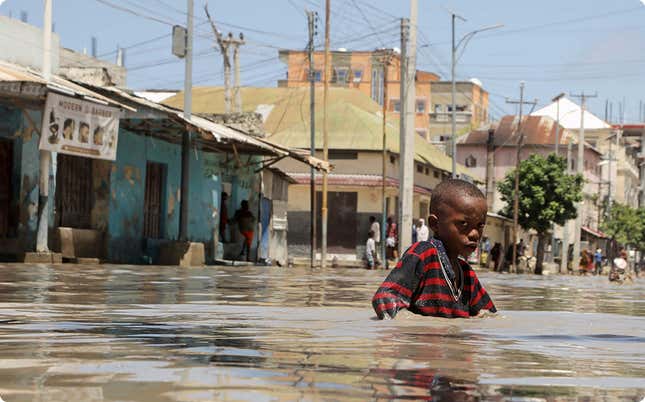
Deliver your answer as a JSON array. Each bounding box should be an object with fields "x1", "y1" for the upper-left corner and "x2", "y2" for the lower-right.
[{"x1": 0, "y1": 264, "x2": 643, "y2": 401}]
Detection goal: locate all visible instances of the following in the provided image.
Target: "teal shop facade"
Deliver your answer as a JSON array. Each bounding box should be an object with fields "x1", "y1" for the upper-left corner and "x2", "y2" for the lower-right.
[{"x1": 0, "y1": 67, "x2": 315, "y2": 264}]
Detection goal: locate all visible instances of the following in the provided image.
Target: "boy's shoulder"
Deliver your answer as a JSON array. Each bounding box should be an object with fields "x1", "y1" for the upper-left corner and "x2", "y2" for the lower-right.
[{"x1": 403, "y1": 241, "x2": 440, "y2": 260}]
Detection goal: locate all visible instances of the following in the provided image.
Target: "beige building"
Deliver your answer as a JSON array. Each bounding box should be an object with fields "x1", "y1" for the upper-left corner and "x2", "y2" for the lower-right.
[
  {"x1": 165, "y1": 87, "x2": 477, "y2": 257},
  {"x1": 428, "y1": 80, "x2": 490, "y2": 151}
]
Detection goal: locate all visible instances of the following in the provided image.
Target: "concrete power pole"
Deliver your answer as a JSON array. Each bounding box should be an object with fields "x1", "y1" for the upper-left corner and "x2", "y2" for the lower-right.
[
  {"x1": 505, "y1": 82, "x2": 537, "y2": 273},
  {"x1": 381, "y1": 50, "x2": 392, "y2": 265},
  {"x1": 36, "y1": 0, "x2": 53, "y2": 253},
  {"x1": 570, "y1": 91, "x2": 598, "y2": 272},
  {"x1": 321, "y1": 0, "x2": 330, "y2": 268},
  {"x1": 398, "y1": 0, "x2": 417, "y2": 255},
  {"x1": 562, "y1": 139, "x2": 573, "y2": 272},
  {"x1": 179, "y1": 0, "x2": 194, "y2": 241},
  {"x1": 307, "y1": 10, "x2": 317, "y2": 267},
  {"x1": 205, "y1": 6, "x2": 244, "y2": 114}
]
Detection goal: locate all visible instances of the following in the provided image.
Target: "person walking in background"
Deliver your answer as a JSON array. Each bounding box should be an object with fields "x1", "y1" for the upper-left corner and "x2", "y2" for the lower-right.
[
  {"x1": 369, "y1": 216, "x2": 381, "y2": 260},
  {"x1": 412, "y1": 220, "x2": 418, "y2": 243},
  {"x1": 594, "y1": 248, "x2": 603, "y2": 275},
  {"x1": 233, "y1": 200, "x2": 255, "y2": 261},
  {"x1": 385, "y1": 216, "x2": 398, "y2": 262},
  {"x1": 490, "y1": 242, "x2": 501, "y2": 271},
  {"x1": 579, "y1": 249, "x2": 593, "y2": 275},
  {"x1": 365, "y1": 230, "x2": 377, "y2": 269},
  {"x1": 416, "y1": 218, "x2": 429, "y2": 242}
]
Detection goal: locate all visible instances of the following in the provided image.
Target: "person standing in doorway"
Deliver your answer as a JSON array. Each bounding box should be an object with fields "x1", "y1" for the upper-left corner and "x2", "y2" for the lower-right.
[
  {"x1": 385, "y1": 216, "x2": 398, "y2": 262},
  {"x1": 369, "y1": 216, "x2": 381, "y2": 261},
  {"x1": 233, "y1": 200, "x2": 255, "y2": 261},
  {"x1": 219, "y1": 192, "x2": 229, "y2": 243}
]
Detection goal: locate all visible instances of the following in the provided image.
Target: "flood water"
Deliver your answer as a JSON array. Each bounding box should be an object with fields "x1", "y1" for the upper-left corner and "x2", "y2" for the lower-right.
[{"x1": 0, "y1": 264, "x2": 643, "y2": 401}]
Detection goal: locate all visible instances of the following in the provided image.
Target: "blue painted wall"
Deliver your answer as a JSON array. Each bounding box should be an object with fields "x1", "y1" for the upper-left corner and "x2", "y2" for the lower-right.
[{"x1": 0, "y1": 105, "x2": 52, "y2": 253}]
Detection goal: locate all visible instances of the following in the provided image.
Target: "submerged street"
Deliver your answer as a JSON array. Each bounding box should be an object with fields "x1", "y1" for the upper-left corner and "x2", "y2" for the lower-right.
[{"x1": 0, "y1": 264, "x2": 642, "y2": 401}]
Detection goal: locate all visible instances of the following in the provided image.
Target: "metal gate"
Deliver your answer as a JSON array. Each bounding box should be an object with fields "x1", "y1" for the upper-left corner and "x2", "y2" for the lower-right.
[
  {"x1": 0, "y1": 140, "x2": 12, "y2": 237},
  {"x1": 143, "y1": 162, "x2": 165, "y2": 238},
  {"x1": 316, "y1": 191, "x2": 358, "y2": 252},
  {"x1": 56, "y1": 154, "x2": 92, "y2": 228}
]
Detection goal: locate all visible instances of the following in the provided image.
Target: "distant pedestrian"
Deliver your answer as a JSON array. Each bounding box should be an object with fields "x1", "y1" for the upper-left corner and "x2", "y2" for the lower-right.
[
  {"x1": 365, "y1": 230, "x2": 377, "y2": 269},
  {"x1": 369, "y1": 216, "x2": 381, "y2": 258},
  {"x1": 385, "y1": 216, "x2": 398, "y2": 261},
  {"x1": 594, "y1": 248, "x2": 603, "y2": 275},
  {"x1": 233, "y1": 200, "x2": 255, "y2": 261},
  {"x1": 412, "y1": 221, "x2": 418, "y2": 243},
  {"x1": 219, "y1": 192, "x2": 229, "y2": 243},
  {"x1": 579, "y1": 249, "x2": 593, "y2": 275},
  {"x1": 490, "y1": 242, "x2": 501, "y2": 271},
  {"x1": 416, "y1": 218, "x2": 429, "y2": 242}
]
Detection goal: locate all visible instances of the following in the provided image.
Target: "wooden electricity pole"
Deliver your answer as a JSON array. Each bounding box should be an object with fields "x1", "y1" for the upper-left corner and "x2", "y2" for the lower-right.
[
  {"x1": 321, "y1": 0, "x2": 330, "y2": 268},
  {"x1": 505, "y1": 82, "x2": 537, "y2": 273}
]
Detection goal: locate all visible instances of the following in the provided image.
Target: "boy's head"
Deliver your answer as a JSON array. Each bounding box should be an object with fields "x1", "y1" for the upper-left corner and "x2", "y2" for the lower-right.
[
  {"x1": 369, "y1": 216, "x2": 376, "y2": 223},
  {"x1": 368, "y1": 230, "x2": 374, "y2": 238},
  {"x1": 428, "y1": 179, "x2": 487, "y2": 259}
]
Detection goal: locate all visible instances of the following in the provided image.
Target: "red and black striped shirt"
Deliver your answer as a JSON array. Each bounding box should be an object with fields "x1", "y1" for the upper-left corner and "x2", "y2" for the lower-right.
[{"x1": 372, "y1": 241, "x2": 497, "y2": 319}]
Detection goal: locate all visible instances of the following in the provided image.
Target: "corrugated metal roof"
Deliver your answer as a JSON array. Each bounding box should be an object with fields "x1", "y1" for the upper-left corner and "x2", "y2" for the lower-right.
[
  {"x1": 459, "y1": 115, "x2": 602, "y2": 154},
  {"x1": 531, "y1": 97, "x2": 611, "y2": 131},
  {"x1": 0, "y1": 60, "x2": 135, "y2": 111},
  {"x1": 83, "y1": 85, "x2": 330, "y2": 172},
  {"x1": 164, "y1": 86, "x2": 475, "y2": 178}
]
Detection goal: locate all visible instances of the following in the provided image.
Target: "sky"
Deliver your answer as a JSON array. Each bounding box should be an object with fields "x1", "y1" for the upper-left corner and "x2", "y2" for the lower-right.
[{"x1": 1, "y1": 0, "x2": 645, "y2": 123}]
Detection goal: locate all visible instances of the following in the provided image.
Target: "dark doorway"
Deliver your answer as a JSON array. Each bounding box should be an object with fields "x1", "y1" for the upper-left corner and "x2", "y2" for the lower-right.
[
  {"x1": 143, "y1": 162, "x2": 165, "y2": 238},
  {"x1": 56, "y1": 154, "x2": 92, "y2": 228},
  {"x1": 316, "y1": 191, "x2": 358, "y2": 253},
  {"x1": 0, "y1": 139, "x2": 13, "y2": 237}
]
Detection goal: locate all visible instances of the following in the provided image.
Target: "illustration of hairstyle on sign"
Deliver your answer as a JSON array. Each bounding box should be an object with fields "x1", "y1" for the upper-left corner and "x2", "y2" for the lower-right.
[
  {"x1": 62, "y1": 118, "x2": 75, "y2": 141},
  {"x1": 48, "y1": 109, "x2": 60, "y2": 144},
  {"x1": 93, "y1": 125, "x2": 104, "y2": 146},
  {"x1": 78, "y1": 122, "x2": 90, "y2": 143}
]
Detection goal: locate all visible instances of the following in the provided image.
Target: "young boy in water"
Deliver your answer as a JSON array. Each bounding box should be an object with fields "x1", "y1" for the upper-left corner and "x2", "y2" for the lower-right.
[{"x1": 372, "y1": 179, "x2": 497, "y2": 319}]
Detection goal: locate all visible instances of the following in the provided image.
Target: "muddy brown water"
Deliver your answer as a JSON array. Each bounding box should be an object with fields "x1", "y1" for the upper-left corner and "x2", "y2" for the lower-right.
[{"x1": 0, "y1": 264, "x2": 643, "y2": 401}]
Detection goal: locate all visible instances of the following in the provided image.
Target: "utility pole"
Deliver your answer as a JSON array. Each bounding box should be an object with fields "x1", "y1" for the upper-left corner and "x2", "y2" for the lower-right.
[
  {"x1": 36, "y1": 0, "x2": 53, "y2": 253},
  {"x1": 381, "y1": 49, "x2": 392, "y2": 265},
  {"x1": 450, "y1": 12, "x2": 464, "y2": 178},
  {"x1": 570, "y1": 91, "x2": 598, "y2": 274},
  {"x1": 399, "y1": 0, "x2": 417, "y2": 255},
  {"x1": 205, "y1": 6, "x2": 244, "y2": 114},
  {"x1": 505, "y1": 82, "x2": 537, "y2": 273},
  {"x1": 179, "y1": 0, "x2": 194, "y2": 241},
  {"x1": 551, "y1": 92, "x2": 565, "y2": 263},
  {"x1": 562, "y1": 139, "x2": 573, "y2": 273},
  {"x1": 307, "y1": 10, "x2": 317, "y2": 267},
  {"x1": 321, "y1": 0, "x2": 330, "y2": 268}
]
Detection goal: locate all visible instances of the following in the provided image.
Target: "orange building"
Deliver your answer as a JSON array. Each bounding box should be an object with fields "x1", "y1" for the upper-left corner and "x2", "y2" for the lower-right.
[{"x1": 278, "y1": 49, "x2": 440, "y2": 141}]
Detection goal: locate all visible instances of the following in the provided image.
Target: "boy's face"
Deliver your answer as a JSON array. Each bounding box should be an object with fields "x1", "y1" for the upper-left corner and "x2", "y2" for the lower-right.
[{"x1": 428, "y1": 195, "x2": 487, "y2": 259}]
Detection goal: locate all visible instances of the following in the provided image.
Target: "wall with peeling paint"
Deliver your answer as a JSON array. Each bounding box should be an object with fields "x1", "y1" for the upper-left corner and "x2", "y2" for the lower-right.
[{"x1": 0, "y1": 104, "x2": 56, "y2": 256}]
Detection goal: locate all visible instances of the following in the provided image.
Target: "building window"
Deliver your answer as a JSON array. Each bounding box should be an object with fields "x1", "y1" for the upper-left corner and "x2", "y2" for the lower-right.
[
  {"x1": 352, "y1": 69, "x2": 363, "y2": 83},
  {"x1": 425, "y1": 167, "x2": 430, "y2": 175},
  {"x1": 434, "y1": 104, "x2": 442, "y2": 113},
  {"x1": 416, "y1": 99, "x2": 426, "y2": 113},
  {"x1": 433, "y1": 170, "x2": 440, "y2": 178},
  {"x1": 417, "y1": 163, "x2": 424, "y2": 173},
  {"x1": 465, "y1": 155, "x2": 477, "y2": 168},
  {"x1": 390, "y1": 155, "x2": 396, "y2": 164},
  {"x1": 390, "y1": 99, "x2": 401, "y2": 113},
  {"x1": 371, "y1": 68, "x2": 383, "y2": 105},
  {"x1": 329, "y1": 150, "x2": 358, "y2": 160},
  {"x1": 333, "y1": 67, "x2": 349, "y2": 84}
]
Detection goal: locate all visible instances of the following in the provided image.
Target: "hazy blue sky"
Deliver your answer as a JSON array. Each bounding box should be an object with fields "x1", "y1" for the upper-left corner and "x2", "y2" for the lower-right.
[{"x1": 2, "y1": 0, "x2": 645, "y2": 122}]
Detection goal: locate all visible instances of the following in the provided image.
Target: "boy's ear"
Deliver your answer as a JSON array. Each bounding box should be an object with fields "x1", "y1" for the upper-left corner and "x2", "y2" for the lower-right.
[{"x1": 428, "y1": 213, "x2": 439, "y2": 232}]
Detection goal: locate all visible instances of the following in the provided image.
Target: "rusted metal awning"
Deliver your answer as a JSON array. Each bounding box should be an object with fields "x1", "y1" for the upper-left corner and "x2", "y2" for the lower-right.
[
  {"x1": 84, "y1": 85, "x2": 330, "y2": 172},
  {"x1": 0, "y1": 61, "x2": 135, "y2": 111}
]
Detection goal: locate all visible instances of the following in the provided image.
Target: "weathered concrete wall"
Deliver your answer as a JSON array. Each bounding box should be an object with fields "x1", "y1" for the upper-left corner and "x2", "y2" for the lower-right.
[
  {"x1": 0, "y1": 104, "x2": 54, "y2": 256},
  {"x1": 107, "y1": 129, "x2": 182, "y2": 263}
]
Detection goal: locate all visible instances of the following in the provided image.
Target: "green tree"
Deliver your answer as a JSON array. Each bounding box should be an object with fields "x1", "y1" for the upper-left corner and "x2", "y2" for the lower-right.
[
  {"x1": 498, "y1": 154, "x2": 584, "y2": 274},
  {"x1": 601, "y1": 203, "x2": 645, "y2": 255}
]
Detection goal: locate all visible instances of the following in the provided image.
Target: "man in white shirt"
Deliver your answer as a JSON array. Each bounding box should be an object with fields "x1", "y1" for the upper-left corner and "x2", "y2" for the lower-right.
[
  {"x1": 369, "y1": 216, "x2": 381, "y2": 258},
  {"x1": 416, "y1": 218, "x2": 429, "y2": 242}
]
